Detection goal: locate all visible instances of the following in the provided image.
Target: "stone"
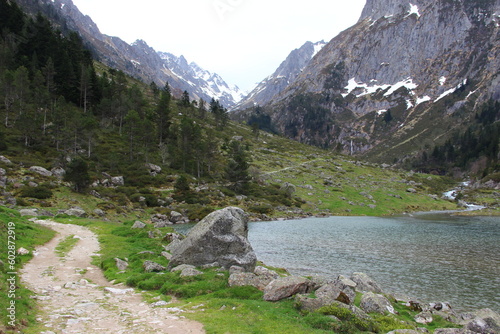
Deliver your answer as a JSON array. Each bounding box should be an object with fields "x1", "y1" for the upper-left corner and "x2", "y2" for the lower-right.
[
  {"x1": 163, "y1": 232, "x2": 184, "y2": 244},
  {"x1": 151, "y1": 214, "x2": 170, "y2": 225},
  {"x1": 111, "y1": 176, "x2": 125, "y2": 186},
  {"x1": 114, "y1": 258, "x2": 129, "y2": 271},
  {"x1": 143, "y1": 261, "x2": 166, "y2": 272},
  {"x1": 161, "y1": 251, "x2": 172, "y2": 260},
  {"x1": 154, "y1": 221, "x2": 172, "y2": 228},
  {"x1": 465, "y1": 308, "x2": 500, "y2": 334},
  {"x1": 351, "y1": 272, "x2": 383, "y2": 293},
  {"x1": 415, "y1": 311, "x2": 434, "y2": 324},
  {"x1": 360, "y1": 292, "x2": 395, "y2": 314},
  {"x1": 387, "y1": 330, "x2": 426, "y2": 334},
  {"x1": 51, "y1": 167, "x2": 66, "y2": 179},
  {"x1": 145, "y1": 163, "x2": 162, "y2": 176},
  {"x1": 407, "y1": 188, "x2": 417, "y2": 193},
  {"x1": 104, "y1": 287, "x2": 134, "y2": 295},
  {"x1": 151, "y1": 301, "x2": 169, "y2": 307},
  {"x1": 170, "y1": 264, "x2": 196, "y2": 272},
  {"x1": 29, "y1": 166, "x2": 52, "y2": 177},
  {"x1": 167, "y1": 207, "x2": 256, "y2": 272},
  {"x1": 64, "y1": 208, "x2": 87, "y2": 218},
  {"x1": 0, "y1": 156, "x2": 12, "y2": 164},
  {"x1": 180, "y1": 267, "x2": 203, "y2": 277},
  {"x1": 170, "y1": 211, "x2": 184, "y2": 223},
  {"x1": 228, "y1": 268, "x2": 277, "y2": 291},
  {"x1": 263, "y1": 276, "x2": 312, "y2": 301},
  {"x1": 93, "y1": 209, "x2": 105, "y2": 217},
  {"x1": 17, "y1": 247, "x2": 30, "y2": 255},
  {"x1": 131, "y1": 221, "x2": 146, "y2": 229},
  {"x1": 20, "y1": 209, "x2": 39, "y2": 216},
  {"x1": 434, "y1": 329, "x2": 475, "y2": 334}
]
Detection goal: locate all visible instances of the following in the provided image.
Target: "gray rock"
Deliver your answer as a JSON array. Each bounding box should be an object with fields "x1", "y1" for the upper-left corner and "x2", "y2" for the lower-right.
[
  {"x1": 145, "y1": 163, "x2": 162, "y2": 176},
  {"x1": 111, "y1": 176, "x2": 125, "y2": 186},
  {"x1": 229, "y1": 268, "x2": 278, "y2": 291},
  {"x1": 170, "y1": 264, "x2": 196, "y2": 272},
  {"x1": 351, "y1": 272, "x2": 383, "y2": 293},
  {"x1": 164, "y1": 239, "x2": 182, "y2": 253},
  {"x1": 434, "y1": 329, "x2": 475, "y2": 334},
  {"x1": 180, "y1": 267, "x2": 203, "y2": 277},
  {"x1": 167, "y1": 207, "x2": 256, "y2": 272},
  {"x1": 387, "y1": 330, "x2": 427, "y2": 334},
  {"x1": 154, "y1": 221, "x2": 172, "y2": 228},
  {"x1": 360, "y1": 292, "x2": 395, "y2": 314},
  {"x1": 114, "y1": 258, "x2": 129, "y2": 271},
  {"x1": 131, "y1": 221, "x2": 146, "y2": 229},
  {"x1": 163, "y1": 232, "x2": 183, "y2": 243},
  {"x1": 151, "y1": 214, "x2": 171, "y2": 225},
  {"x1": 161, "y1": 251, "x2": 172, "y2": 260},
  {"x1": 17, "y1": 247, "x2": 30, "y2": 255},
  {"x1": 151, "y1": 301, "x2": 169, "y2": 307},
  {"x1": 415, "y1": 311, "x2": 434, "y2": 324},
  {"x1": 20, "y1": 208, "x2": 39, "y2": 216},
  {"x1": 263, "y1": 276, "x2": 312, "y2": 301},
  {"x1": 93, "y1": 209, "x2": 105, "y2": 217},
  {"x1": 170, "y1": 211, "x2": 184, "y2": 223},
  {"x1": 64, "y1": 208, "x2": 87, "y2": 218},
  {"x1": 465, "y1": 308, "x2": 500, "y2": 334},
  {"x1": 51, "y1": 167, "x2": 66, "y2": 178},
  {"x1": 29, "y1": 166, "x2": 52, "y2": 177},
  {"x1": 407, "y1": 188, "x2": 417, "y2": 193},
  {"x1": 143, "y1": 261, "x2": 166, "y2": 272},
  {"x1": 0, "y1": 156, "x2": 12, "y2": 164}
]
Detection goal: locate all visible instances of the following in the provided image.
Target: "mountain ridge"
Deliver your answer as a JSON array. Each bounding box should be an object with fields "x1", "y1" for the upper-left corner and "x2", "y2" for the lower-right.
[
  {"x1": 15, "y1": 0, "x2": 244, "y2": 107},
  {"x1": 234, "y1": 0, "x2": 500, "y2": 167}
]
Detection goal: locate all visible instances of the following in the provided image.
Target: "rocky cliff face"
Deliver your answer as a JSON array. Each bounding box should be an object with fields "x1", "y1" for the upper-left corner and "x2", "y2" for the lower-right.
[
  {"x1": 233, "y1": 41, "x2": 326, "y2": 111},
  {"x1": 18, "y1": 0, "x2": 243, "y2": 107},
  {"x1": 237, "y1": 0, "x2": 500, "y2": 161}
]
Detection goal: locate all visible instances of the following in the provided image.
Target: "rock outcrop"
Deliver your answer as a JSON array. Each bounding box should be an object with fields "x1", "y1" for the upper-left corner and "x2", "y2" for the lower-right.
[{"x1": 167, "y1": 207, "x2": 257, "y2": 272}]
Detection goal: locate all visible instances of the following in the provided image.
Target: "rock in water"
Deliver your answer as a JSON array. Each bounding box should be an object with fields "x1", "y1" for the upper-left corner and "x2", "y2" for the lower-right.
[{"x1": 167, "y1": 207, "x2": 256, "y2": 272}]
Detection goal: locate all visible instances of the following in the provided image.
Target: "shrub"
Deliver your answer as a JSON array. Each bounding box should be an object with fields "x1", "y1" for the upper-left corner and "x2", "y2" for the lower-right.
[{"x1": 19, "y1": 186, "x2": 53, "y2": 199}]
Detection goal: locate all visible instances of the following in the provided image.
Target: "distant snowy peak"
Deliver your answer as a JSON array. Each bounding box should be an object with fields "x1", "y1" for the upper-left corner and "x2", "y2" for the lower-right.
[
  {"x1": 157, "y1": 50, "x2": 244, "y2": 106},
  {"x1": 234, "y1": 40, "x2": 326, "y2": 110}
]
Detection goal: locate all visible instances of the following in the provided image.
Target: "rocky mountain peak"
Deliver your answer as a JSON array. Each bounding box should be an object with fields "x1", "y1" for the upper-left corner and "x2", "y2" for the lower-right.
[{"x1": 233, "y1": 40, "x2": 326, "y2": 111}]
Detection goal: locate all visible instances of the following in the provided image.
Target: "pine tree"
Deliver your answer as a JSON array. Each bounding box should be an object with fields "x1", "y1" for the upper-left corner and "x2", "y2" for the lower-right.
[
  {"x1": 64, "y1": 158, "x2": 91, "y2": 193},
  {"x1": 226, "y1": 140, "x2": 250, "y2": 193}
]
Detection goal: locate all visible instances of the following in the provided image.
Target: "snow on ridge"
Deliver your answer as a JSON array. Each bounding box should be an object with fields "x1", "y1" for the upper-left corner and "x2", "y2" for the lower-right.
[
  {"x1": 312, "y1": 42, "x2": 326, "y2": 58},
  {"x1": 435, "y1": 79, "x2": 467, "y2": 102},
  {"x1": 342, "y1": 77, "x2": 418, "y2": 98},
  {"x1": 407, "y1": 3, "x2": 421, "y2": 18}
]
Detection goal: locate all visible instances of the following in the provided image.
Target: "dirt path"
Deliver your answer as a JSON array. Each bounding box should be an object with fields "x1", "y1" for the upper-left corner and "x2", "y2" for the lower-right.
[{"x1": 20, "y1": 220, "x2": 205, "y2": 334}]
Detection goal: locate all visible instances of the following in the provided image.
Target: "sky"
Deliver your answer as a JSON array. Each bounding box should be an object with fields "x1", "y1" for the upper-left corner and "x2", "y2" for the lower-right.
[{"x1": 71, "y1": 0, "x2": 366, "y2": 92}]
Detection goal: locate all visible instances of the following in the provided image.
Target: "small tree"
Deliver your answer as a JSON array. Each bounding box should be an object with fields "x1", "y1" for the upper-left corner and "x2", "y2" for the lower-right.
[
  {"x1": 226, "y1": 140, "x2": 250, "y2": 193},
  {"x1": 64, "y1": 158, "x2": 91, "y2": 193}
]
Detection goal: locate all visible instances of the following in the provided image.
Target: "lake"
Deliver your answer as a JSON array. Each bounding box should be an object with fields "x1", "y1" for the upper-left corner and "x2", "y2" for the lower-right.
[{"x1": 175, "y1": 212, "x2": 500, "y2": 312}]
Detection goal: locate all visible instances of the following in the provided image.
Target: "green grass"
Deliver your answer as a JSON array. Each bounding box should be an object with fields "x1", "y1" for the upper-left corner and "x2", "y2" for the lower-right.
[
  {"x1": 0, "y1": 206, "x2": 56, "y2": 334},
  {"x1": 54, "y1": 235, "x2": 79, "y2": 257}
]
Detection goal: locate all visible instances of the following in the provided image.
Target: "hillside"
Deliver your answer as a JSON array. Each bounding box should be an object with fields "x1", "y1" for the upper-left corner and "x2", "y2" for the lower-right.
[
  {"x1": 12, "y1": 0, "x2": 244, "y2": 108},
  {"x1": 232, "y1": 0, "x2": 500, "y2": 180}
]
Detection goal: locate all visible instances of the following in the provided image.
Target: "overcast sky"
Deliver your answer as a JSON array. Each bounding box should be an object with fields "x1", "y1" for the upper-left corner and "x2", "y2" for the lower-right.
[{"x1": 71, "y1": 0, "x2": 366, "y2": 92}]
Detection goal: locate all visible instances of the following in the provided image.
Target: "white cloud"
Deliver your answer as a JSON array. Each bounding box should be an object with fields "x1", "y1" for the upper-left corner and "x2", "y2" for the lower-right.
[{"x1": 73, "y1": 0, "x2": 366, "y2": 91}]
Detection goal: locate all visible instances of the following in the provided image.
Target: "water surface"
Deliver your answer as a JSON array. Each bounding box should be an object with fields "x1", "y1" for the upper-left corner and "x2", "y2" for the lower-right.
[{"x1": 247, "y1": 213, "x2": 500, "y2": 312}]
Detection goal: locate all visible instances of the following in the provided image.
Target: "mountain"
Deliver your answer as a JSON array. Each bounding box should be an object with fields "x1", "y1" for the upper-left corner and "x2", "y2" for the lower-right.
[
  {"x1": 233, "y1": 40, "x2": 326, "y2": 111},
  {"x1": 14, "y1": 0, "x2": 243, "y2": 107},
  {"x1": 234, "y1": 0, "x2": 500, "y2": 164}
]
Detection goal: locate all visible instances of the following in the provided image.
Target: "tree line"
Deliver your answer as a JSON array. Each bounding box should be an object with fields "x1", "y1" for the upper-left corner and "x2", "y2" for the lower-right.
[{"x1": 0, "y1": 0, "x2": 250, "y2": 193}]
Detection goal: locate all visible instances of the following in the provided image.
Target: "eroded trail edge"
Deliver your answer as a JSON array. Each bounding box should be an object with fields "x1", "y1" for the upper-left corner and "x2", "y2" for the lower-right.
[{"x1": 20, "y1": 220, "x2": 205, "y2": 334}]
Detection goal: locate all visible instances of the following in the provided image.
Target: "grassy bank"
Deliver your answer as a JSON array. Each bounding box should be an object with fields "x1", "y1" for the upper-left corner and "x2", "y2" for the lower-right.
[
  {"x1": 42, "y1": 216, "x2": 462, "y2": 334},
  {"x1": 0, "y1": 207, "x2": 55, "y2": 333}
]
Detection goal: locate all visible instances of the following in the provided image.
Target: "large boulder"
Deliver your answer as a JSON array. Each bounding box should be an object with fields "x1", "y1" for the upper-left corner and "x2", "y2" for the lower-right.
[
  {"x1": 464, "y1": 308, "x2": 500, "y2": 334},
  {"x1": 263, "y1": 276, "x2": 312, "y2": 301},
  {"x1": 64, "y1": 208, "x2": 87, "y2": 218},
  {"x1": 29, "y1": 166, "x2": 52, "y2": 177},
  {"x1": 166, "y1": 207, "x2": 256, "y2": 272},
  {"x1": 228, "y1": 266, "x2": 279, "y2": 291},
  {"x1": 351, "y1": 272, "x2": 383, "y2": 293},
  {"x1": 360, "y1": 292, "x2": 395, "y2": 314},
  {"x1": 145, "y1": 163, "x2": 162, "y2": 176}
]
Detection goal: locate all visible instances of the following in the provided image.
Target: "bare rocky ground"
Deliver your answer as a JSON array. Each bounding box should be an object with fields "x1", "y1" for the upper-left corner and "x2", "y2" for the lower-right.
[{"x1": 20, "y1": 220, "x2": 205, "y2": 334}]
